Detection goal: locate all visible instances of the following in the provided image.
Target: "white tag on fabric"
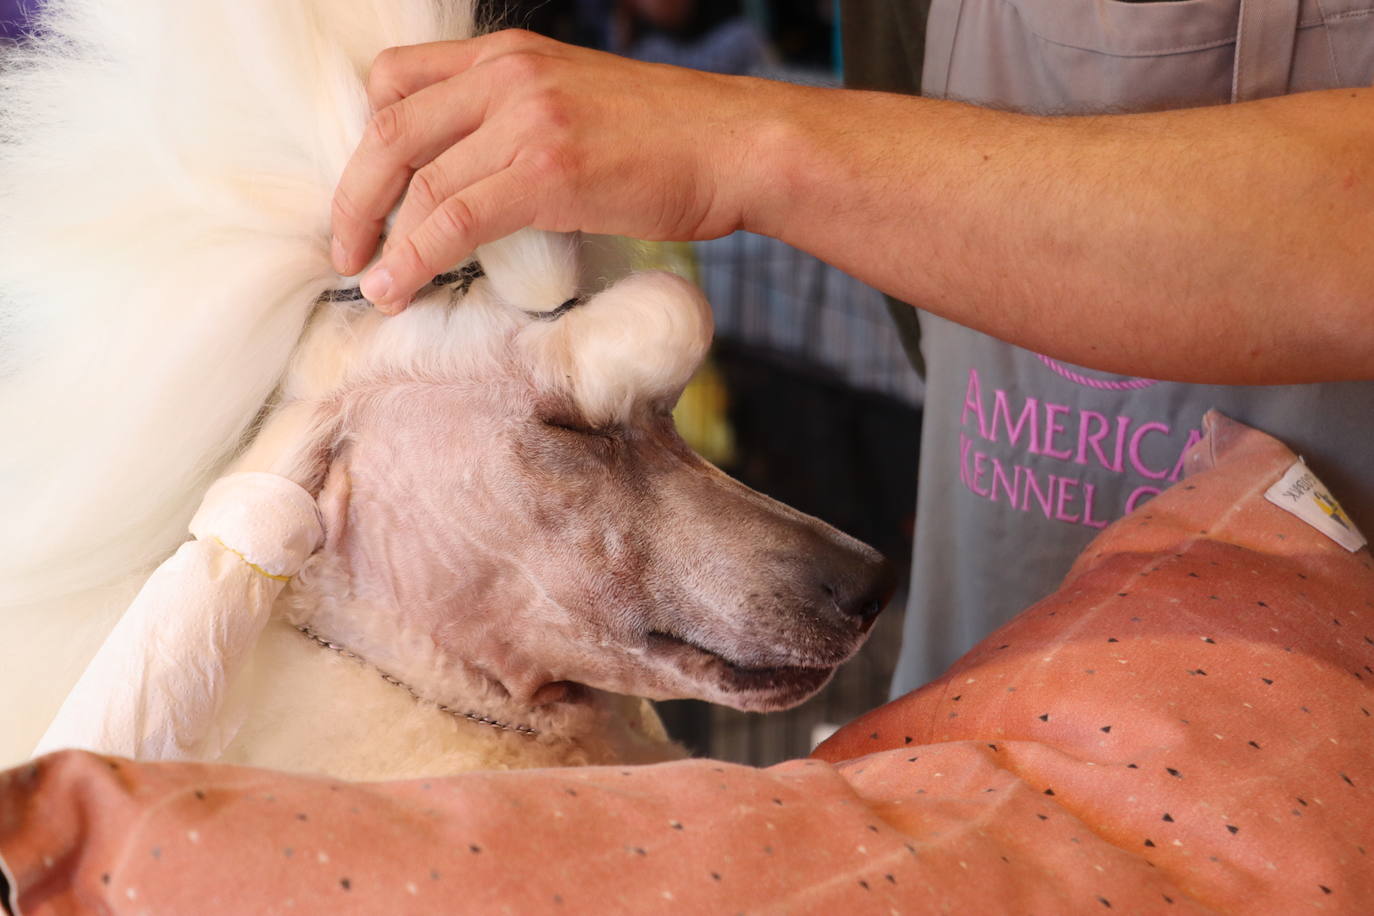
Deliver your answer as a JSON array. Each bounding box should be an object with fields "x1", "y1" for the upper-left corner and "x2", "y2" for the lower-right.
[{"x1": 1264, "y1": 460, "x2": 1367, "y2": 552}]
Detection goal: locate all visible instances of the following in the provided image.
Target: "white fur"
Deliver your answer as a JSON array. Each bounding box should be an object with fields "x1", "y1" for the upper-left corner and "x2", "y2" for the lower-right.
[
  {"x1": 0, "y1": 0, "x2": 469, "y2": 605},
  {"x1": 526, "y1": 271, "x2": 714, "y2": 423},
  {"x1": 0, "y1": 0, "x2": 469, "y2": 760},
  {"x1": 481, "y1": 228, "x2": 581, "y2": 312}
]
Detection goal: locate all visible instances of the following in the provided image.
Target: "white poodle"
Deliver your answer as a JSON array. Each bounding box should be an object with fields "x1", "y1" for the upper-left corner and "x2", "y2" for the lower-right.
[{"x1": 0, "y1": 0, "x2": 890, "y2": 780}]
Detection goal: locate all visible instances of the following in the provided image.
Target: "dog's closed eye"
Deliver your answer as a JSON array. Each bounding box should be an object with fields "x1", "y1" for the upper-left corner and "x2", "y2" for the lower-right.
[{"x1": 542, "y1": 417, "x2": 619, "y2": 440}]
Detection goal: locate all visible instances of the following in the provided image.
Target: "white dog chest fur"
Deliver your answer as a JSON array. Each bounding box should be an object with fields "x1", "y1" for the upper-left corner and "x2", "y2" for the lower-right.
[{"x1": 216, "y1": 618, "x2": 679, "y2": 780}]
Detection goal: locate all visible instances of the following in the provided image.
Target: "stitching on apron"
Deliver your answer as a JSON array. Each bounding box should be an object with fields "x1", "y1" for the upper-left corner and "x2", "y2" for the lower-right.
[
  {"x1": 1028, "y1": 23, "x2": 1329, "y2": 58},
  {"x1": 1320, "y1": 6, "x2": 1374, "y2": 20},
  {"x1": 927, "y1": 0, "x2": 967, "y2": 98},
  {"x1": 1313, "y1": 0, "x2": 1346, "y2": 83},
  {"x1": 994, "y1": 0, "x2": 1234, "y2": 56},
  {"x1": 942, "y1": 1, "x2": 966, "y2": 95},
  {"x1": 995, "y1": 0, "x2": 1347, "y2": 58},
  {"x1": 1032, "y1": 31, "x2": 1227, "y2": 57}
]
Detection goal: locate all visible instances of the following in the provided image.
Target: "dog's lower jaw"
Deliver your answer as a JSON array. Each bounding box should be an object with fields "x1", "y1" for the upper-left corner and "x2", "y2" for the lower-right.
[
  {"x1": 641, "y1": 630, "x2": 851, "y2": 712},
  {"x1": 719, "y1": 667, "x2": 839, "y2": 712}
]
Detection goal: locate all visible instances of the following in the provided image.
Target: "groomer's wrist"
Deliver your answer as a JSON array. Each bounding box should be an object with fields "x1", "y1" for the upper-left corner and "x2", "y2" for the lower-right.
[{"x1": 729, "y1": 81, "x2": 841, "y2": 246}]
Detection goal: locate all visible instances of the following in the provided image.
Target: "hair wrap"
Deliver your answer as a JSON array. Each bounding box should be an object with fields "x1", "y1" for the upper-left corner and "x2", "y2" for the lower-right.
[{"x1": 33, "y1": 473, "x2": 323, "y2": 760}]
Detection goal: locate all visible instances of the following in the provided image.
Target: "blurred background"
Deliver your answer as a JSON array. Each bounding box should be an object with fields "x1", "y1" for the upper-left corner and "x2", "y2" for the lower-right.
[
  {"x1": 0, "y1": 0, "x2": 35, "y2": 44},
  {"x1": 0, "y1": 0, "x2": 925, "y2": 766}
]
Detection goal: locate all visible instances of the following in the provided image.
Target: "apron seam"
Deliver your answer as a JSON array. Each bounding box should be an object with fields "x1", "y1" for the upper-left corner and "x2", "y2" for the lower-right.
[
  {"x1": 1313, "y1": 0, "x2": 1346, "y2": 83},
  {"x1": 1320, "y1": 6, "x2": 1374, "y2": 19},
  {"x1": 1026, "y1": 23, "x2": 1328, "y2": 59},
  {"x1": 1031, "y1": 32, "x2": 1228, "y2": 57},
  {"x1": 994, "y1": 0, "x2": 1344, "y2": 58},
  {"x1": 924, "y1": 0, "x2": 967, "y2": 98},
  {"x1": 993, "y1": 0, "x2": 1235, "y2": 55},
  {"x1": 1233, "y1": 0, "x2": 1303, "y2": 103}
]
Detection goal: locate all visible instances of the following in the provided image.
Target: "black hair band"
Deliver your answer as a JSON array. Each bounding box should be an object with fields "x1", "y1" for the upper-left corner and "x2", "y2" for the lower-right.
[{"x1": 318, "y1": 261, "x2": 485, "y2": 303}]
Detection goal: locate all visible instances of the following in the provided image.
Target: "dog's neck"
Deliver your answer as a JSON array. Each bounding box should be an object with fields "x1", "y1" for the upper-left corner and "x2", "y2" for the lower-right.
[
  {"x1": 284, "y1": 590, "x2": 585, "y2": 741},
  {"x1": 215, "y1": 615, "x2": 680, "y2": 781},
  {"x1": 293, "y1": 622, "x2": 541, "y2": 737}
]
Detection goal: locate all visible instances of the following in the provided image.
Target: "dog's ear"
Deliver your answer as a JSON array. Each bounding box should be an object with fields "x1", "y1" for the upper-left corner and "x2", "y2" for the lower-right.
[
  {"x1": 253, "y1": 405, "x2": 347, "y2": 551},
  {"x1": 314, "y1": 451, "x2": 352, "y2": 552},
  {"x1": 522, "y1": 271, "x2": 713, "y2": 425},
  {"x1": 231, "y1": 400, "x2": 341, "y2": 502}
]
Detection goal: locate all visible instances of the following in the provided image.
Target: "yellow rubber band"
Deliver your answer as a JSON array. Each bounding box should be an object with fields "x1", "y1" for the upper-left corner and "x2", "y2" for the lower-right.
[{"x1": 213, "y1": 537, "x2": 293, "y2": 582}]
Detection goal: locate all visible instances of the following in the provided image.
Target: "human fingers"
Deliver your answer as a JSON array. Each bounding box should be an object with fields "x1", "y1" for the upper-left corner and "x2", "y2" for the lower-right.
[
  {"x1": 360, "y1": 163, "x2": 542, "y2": 313},
  {"x1": 366, "y1": 30, "x2": 552, "y2": 111},
  {"x1": 331, "y1": 75, "x2": 493, "y2": 276},
  {"x1": 384, "y1": 125, "x2": 513, "y2": 256}
]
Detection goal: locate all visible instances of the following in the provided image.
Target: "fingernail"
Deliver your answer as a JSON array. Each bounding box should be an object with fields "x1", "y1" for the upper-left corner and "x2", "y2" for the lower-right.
[
  {"x1": 376, "y1": 297, "x2": 411, "y2": 316},
  {"x1": 330, "y1": 236, "x2": 348, "y2": 273},
  {"x1": 360, "y1": 265, "x2": 392, "y2": 304}
]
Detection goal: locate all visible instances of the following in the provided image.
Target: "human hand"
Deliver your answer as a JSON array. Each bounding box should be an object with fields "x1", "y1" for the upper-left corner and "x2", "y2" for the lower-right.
[{"x1": 330, "y1": 29, "x2": 786, "y2": 312}]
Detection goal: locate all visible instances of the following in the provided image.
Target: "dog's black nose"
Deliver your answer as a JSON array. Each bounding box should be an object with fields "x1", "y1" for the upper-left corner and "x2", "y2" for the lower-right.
[{"x1": 825, "y1": 555, "x2": 897, "y2": 629}]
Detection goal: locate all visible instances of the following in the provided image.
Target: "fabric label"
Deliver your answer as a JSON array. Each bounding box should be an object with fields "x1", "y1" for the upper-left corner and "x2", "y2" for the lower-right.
[{"x1": 1264, "y1": 460, "x2": 1367, "y2": 552}]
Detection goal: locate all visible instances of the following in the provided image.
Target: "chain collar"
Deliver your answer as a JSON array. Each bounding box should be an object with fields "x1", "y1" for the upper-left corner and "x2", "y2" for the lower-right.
[{"x1": 295, "y1": 624, "x2": 539, "y2": 737}]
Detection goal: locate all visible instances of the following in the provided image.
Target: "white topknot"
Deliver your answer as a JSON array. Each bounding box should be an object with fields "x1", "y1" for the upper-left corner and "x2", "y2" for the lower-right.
[{"x1": 522, "y1": 271, "x2": 714, "y2": 424}]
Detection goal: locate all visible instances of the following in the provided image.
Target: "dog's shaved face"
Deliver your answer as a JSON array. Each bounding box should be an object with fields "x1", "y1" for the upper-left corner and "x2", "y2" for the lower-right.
[{"x1": 302, "y1": 274, "x2": 892, "y2": 713}]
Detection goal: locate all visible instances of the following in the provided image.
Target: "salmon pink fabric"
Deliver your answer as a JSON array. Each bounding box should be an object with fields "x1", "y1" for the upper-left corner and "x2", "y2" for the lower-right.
[{"x1": 2, "y1": 413, "x2": 1372, "y2": 915}]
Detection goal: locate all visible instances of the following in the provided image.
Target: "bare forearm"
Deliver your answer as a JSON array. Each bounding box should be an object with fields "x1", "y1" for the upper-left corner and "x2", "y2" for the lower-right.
[
  {"x1": 330, "y1": 32, "x2": 1374, "y2": 383},
  {"x1": 745, "y1": 84, "x2": 1374, "y2": 384}
]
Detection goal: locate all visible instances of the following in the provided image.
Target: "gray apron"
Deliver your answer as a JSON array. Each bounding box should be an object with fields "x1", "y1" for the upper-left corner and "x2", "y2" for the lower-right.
[{"x1": 892, "y1": 0, "x2": 1374, "y2": 697}]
